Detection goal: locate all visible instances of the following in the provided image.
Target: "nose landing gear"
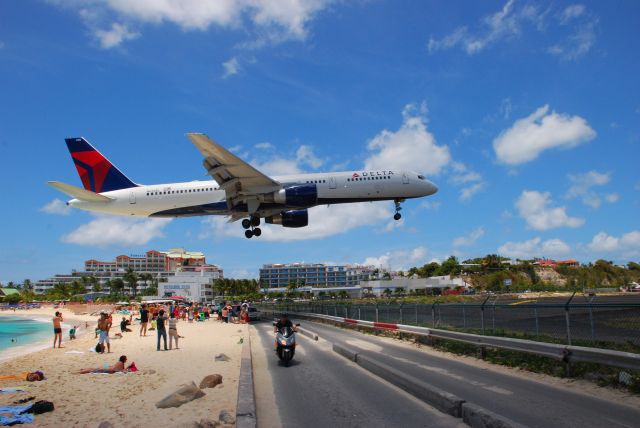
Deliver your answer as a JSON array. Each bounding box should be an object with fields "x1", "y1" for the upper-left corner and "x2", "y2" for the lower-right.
[
  {"x1": 393, "y1": 199, "x2": 403, "y2": 221},
  {"x1": 242, "y1": 216, "x2": 262, "y2": 238}
]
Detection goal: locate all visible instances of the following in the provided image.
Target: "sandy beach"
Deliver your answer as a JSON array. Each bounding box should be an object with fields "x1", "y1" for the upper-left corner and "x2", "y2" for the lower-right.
[{"x1": 0, "y1": 306, "x2": 245, "y2": 427}]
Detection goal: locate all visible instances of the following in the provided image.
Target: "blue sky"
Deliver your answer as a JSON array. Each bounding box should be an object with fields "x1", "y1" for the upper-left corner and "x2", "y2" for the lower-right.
[{"x1": 1, "y1": 0, "x2": 639, "y2": 283}]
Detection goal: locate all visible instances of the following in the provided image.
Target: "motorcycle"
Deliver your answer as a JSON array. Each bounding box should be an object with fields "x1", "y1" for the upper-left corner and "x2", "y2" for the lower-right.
[{"x1": 274, "y1": 322, "x2": 300, "y2": 366}]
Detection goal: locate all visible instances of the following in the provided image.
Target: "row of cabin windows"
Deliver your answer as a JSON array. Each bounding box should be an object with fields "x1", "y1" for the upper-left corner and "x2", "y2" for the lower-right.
[
  {"x1": 347, "y1": 176, "x2": 391, "y2": 182},
  {"x1": 145, "y1": 187, "x2": 218, "y2": 196},
  {"x1": 306, "y1": 180, "x2": 326, "y2": 184}
]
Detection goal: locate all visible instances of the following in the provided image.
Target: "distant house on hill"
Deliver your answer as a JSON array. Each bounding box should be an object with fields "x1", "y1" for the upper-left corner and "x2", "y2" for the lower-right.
[
  {"x1": 534, "y1": 259, "x2": 579, "y2": 268},
  {"x1": 0, "y1": 288, "x2": 20, "y2": 297}
]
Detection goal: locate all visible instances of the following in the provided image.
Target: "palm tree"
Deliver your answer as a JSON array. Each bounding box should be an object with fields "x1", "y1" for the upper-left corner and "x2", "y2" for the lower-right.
[
  {"x1": 110, "y1": 278, "x2": 125, "y2": 297},
  {"x1": 23, "y1": 279, "x2": 33, "y2": 291},
  {"x1": 140, "y1": 273, "x2": 153, "y2": 294},
  {"x1": 123, "y1": 268, "x2": 139, "y2": 297},
  {"x1": 90, "y1": 276, "x2": 102, "y2": 293}
]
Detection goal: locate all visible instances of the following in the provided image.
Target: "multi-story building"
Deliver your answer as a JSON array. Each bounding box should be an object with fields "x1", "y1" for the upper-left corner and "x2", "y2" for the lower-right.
[
  {"x1": 35, "y1": 248, "x2": 222, "y2": 295},
  {"x1": 85, "y1": 248, "x2": 207, "y2": 274},
  {"x1": 157, "y1": 265, "x2": 222, "y2": 303},
  {"x1": 259, "y1": 263, "x2": 374, "y2": 289}
]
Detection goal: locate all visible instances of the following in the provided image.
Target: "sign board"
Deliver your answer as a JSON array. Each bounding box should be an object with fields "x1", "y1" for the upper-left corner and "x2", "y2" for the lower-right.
[{"x1": 503, "y1": 279, "x2": 512, "y2": 287}]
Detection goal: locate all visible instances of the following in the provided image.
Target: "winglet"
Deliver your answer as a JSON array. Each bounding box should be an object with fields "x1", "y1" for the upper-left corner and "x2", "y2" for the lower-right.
[{"x1": 47, "y1": 181, "x2": 113, "y2": 203}]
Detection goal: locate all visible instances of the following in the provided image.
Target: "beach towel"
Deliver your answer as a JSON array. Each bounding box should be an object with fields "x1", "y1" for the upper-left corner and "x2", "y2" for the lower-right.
[
  {"x1": 0, "y1": 389, "x2": 24, "y2": 394},
  {"x1": 64, "y1": 350, "x2": 84, "y2": 354},
  {"x1": 0, "y1": 405, "x2": 31, "y2": 414},
  {"x1": 0, "y1": 374, "x2": 28, "y2": 382},
  {"x1": 0, "y1": 413, "x2": 33, "y2": 426}
]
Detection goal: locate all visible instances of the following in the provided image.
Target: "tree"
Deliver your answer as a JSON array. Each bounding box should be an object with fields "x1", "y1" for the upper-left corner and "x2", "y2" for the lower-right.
[
  {"x1": 22, "y1": 279, "x2": 33, "y2": 291},
  {"x1": 139, "y1": 273, "x2": 153, "y2": 294},
  {"x1": 440, "y1": 256, "x2": 461, "y2": 276},
  {"x1": 123, "y1": 268, "x2": 139, "y2": 297},
  {"x1": 91, "y1": 276, "x2": 102, "y2": 293},
  {"x1": 394, "y1": 287, "x2": 405, "y2": 296},
  {"x1": 110, "y1": 278, "x2": 125, "y2": 297},
  {"x1": 382, "y1": 288, "x2": 392, "y2": 298},
  {"x1": 71, "y1": 280, "x2": 85, "y2": 296}
]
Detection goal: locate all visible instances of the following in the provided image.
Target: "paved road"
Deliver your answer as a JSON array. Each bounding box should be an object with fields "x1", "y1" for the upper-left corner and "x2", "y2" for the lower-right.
[
  {"x1": 301, "y1": 320, "x2": 640, "y2": 428},
  {"x1": 250, "y1": 321, "x2": 465, "y2": 428}
]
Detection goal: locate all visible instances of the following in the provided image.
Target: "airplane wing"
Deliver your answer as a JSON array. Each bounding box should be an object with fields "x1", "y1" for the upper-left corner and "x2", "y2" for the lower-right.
[{"x1": 186, "y1": 133, "x2": 281, "y2": 214}]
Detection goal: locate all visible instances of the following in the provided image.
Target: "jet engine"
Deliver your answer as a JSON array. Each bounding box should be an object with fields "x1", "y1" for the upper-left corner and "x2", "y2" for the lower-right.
[
  {"x1": 272, "y1": 184, "x2": 317, "y2": 208},
  {"x1": 265, "y1": 210, "x2": 309, "y2": 228}
]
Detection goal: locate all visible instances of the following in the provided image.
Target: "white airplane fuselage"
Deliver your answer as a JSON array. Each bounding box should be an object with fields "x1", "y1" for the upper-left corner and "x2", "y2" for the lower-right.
[{"x1": 69, "y1": 170, "x2": 438, "y2": 218}]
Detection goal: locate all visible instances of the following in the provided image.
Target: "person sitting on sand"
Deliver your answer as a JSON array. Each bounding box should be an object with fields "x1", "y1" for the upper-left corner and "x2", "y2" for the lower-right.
[
  {"x1": 69, "y1": 325, "x2": 78, "y2": 340},
  {"x1": 78, "y1": 355, "x2": 128, "y2": 374},
  {"x1": 120, "y1": 317, "x2": 132, "y2": 333}
]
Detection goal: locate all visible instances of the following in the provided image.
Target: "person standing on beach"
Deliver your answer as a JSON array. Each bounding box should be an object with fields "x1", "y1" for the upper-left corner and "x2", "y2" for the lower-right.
[
  {"x1": 98, "y1": 312, "x2": 112, "y2": 353},
  {"x1": 156, "y1": 309, "x2": 168, "y2": 351},
  {"x1": 52, "y1": 311, "x2": 63, "y2": 348},
  {"x1": 139, "y1": 304, "x2": 149, "y2": 337},
  {"x1": 168, "y1": 313, "x2": 179, "y2": 350}
]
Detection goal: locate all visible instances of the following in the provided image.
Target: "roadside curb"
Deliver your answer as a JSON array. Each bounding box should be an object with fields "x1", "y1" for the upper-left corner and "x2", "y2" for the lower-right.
[
  {"x1": 462, "y1": 403, "x2": 528, "y2": 428},
  {"x1": 331, "y1": 341, "x2": 525, "y2": 427},
  {"x1": 236, "y1": 328, "x2": 256, "y2": 428},
  {"x1": 298, "y1": 327, "x2": 319, "y2": 341}
]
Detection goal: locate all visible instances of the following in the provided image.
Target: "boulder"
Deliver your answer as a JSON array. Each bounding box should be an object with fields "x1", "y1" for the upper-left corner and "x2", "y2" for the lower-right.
[
  {"x1": 155, "y1": 382, "x2": 206, "y2": 409},
  {"x1": 188, "y1": 419, "x2": 220, "y2": 428},
  {"x1": 97, "y1": 422, "x2": 113, "y2": 428},
  {"x1": 218, "y1": 410, "x2": 235, "y2": 425},
  {"x1": 200, "y1": 374, "x2": 223, "y2": 389}
]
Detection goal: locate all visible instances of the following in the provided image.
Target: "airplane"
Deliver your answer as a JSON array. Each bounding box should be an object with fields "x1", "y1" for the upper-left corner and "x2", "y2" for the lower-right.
[{"x1": 48, "y1": 134, "x2": 438, "y2": 238}]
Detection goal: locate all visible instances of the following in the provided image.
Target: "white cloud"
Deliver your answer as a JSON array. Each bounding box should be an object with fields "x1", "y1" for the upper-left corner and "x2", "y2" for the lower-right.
[
  {"x1": 559, "y1": 5, "x2": 585, "y2": 23},
  {"x1": 605, "y1": 193, "x2": 619, "y2": 203},
  {"x1": 94, "y1": 22, "x2": 139, "y2": 49},
  {"x1": 587, "y1": 231, "x2": 640, "y2": 255},
  {"x1": 62, "y1": 216, "x2": 171, "y2": 247},
  {"x1": 566, "y1": 170, "x2": 612, "y2": 208},
  {"x1": 364, "y1": 102, "x2": 451, "y2": 175},
  {"x1": 460, "y1": 182, "x2": 485, "y2": 202},
  {"x1": 493, "y1": 105, "x2": 596, "y2": 165},
  {"x1": 254, "y1": 142, "x2": 274, "y2": 150},
  {"x1": 53, "y1": 0, "x2": 333, "y2": 48},
  {"x1": 200, "y1": 202, "x2": 392, "y2": 242},
  {"x1": 40, "y1": 199, "x2": 71, "y2": 216},
  {"x1": 453, "y1": 227, "x2": 485, "y2": 247},
  {"x1": 548, "y1": 18, "x2": 597, "y2": 61},
  {"x1": 296, "y1": 145, "x2": 323, "y2": 169},
  {"x1": 428, "y1": 0, "x2": 541, "y2": 54},
  {"x1": 222, "y1": 57, "x2": 240, "y2": 78},
  {"x1": 498, "y1": 237, "x2": 570, "y2": 259},
  {"x1": 420, "y1": 200, "x2": 441, "y2": 210},
  {"x1": 363, "y1": 246, "x2": 428, "y2": 270},
  {"x1": 516, "y1": 190, "x2": 584, "y2": 230},
  {"x1": 449, "y1": 162, "x2": 485, "y2": 202}
]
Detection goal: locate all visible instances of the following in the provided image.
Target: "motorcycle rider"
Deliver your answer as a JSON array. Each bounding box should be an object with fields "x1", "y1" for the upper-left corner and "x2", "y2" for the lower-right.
[{"x1": 274, "y1": 313, "x2": 296, "y2": 349}]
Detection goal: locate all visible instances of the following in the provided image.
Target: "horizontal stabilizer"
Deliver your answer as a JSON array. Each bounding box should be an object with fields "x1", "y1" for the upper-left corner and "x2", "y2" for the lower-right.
[{"x1": 47, "y1": 181, "x2": 113, "y2": 203}]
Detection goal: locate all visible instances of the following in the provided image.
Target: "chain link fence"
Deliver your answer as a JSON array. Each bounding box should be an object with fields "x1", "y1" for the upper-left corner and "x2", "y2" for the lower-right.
[{"x1": 267, "y1": 296, "x2": 640, "y2": 350}]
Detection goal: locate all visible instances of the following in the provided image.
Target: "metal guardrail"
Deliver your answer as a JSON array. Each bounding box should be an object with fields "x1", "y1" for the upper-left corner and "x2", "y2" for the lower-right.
[{"x1": 283, "y1": 310, "x2": 640, "y2": 372}]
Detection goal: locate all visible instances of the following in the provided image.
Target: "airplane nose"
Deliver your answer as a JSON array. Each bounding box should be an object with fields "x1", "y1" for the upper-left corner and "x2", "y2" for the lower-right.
[{"x1": 426, "y1": 180, "x2": 438, "y2": 195}]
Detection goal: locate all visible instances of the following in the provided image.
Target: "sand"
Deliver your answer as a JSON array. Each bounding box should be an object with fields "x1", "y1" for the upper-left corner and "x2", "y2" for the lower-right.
[{"x1": 0, "y1": 306, "x2": 245, "y2": 427}]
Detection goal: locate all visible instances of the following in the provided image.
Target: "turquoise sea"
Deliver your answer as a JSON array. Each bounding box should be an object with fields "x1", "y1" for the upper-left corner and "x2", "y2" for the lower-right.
[{"x1": 0, "y1": 316, "x2": 52, "y2": 352}]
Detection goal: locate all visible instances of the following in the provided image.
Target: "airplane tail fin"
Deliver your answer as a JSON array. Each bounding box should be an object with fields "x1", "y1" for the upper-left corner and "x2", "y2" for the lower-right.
[{"x1": 65, "y1": 137, "x2": 138, "y2": 193}]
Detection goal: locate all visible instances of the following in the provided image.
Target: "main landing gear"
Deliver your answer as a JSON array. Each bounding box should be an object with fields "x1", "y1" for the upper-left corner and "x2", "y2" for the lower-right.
[
  {"x1": 393, "y1": 199, "x2": 402, "y2": 221},
  {"x1": 242, "y1": 216, "x2": 261, "y2": 239}
]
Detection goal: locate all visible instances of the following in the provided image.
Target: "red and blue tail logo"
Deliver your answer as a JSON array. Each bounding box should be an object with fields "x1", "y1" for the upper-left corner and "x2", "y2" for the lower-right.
[{"x1": 65, "y1": 137, "x2": 137, "y2": 193}]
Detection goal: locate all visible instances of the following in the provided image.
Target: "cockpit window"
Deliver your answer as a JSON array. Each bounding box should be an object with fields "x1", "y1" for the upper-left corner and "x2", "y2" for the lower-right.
[{"x1": 417, "y1": 175, "x2": 425, "y2": 180}]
